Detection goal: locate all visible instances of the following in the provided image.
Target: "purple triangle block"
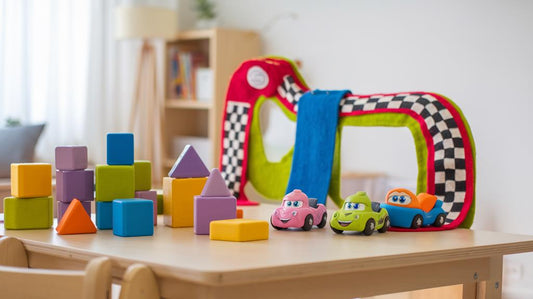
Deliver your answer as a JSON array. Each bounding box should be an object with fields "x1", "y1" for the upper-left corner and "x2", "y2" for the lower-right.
[
  {"x1": 201, "y1": 168, "x2": 232, "y2": 197},
  {"x1": 168, "y1": 145, "x2": 210, "y2": 178}
]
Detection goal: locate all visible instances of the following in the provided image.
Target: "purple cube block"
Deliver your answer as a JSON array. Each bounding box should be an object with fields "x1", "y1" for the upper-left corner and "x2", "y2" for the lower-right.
[
  {"x1": 134, "y1": 190, "x2": 157, "y2": 225},
  {"x1": 55, "y1": 146, "x2": 88, "y2": 170},
  {"x1": 194, "y1": 196, "x2": 236, "y2": 235},
  {"x1": 56, "y1": 169, "x2": 94, "y2": 203},
  {"x1": 57, "y1": 200, "x2": 91, "y2": 223}
]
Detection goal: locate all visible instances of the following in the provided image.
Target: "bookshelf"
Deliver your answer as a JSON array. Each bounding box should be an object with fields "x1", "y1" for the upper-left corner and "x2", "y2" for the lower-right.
[{"x1": 163, "y1": 28, "x2": 260, "y2": 173}]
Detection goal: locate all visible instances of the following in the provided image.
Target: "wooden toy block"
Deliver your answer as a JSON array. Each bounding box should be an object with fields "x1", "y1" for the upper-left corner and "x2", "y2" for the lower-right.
[
  {"x1": 95, "y1": 165, "x2": 135, "y2": 202},
  {"x1": 200, "y1": 168, "x2": 231, "y2": 196},
  {"x1": 57, "y1": 200, "x2": 91, "y2": 223},
  {"x1": 194, "y1": 197, "x2": 236, "y2": 235},
  {"x1": 135, "y1": 190, "x2": 157, "y2": 225},
  {"x1": 10, "y1": 163, "x2": 52, "y2": 198},
  {"x1": 113, "y1": 199, "x2": 154, "y2": 237},
  {"x1": 194, "y1": 169, "x2": 236, "y2": 235},
  {"x1": 96, "y1": 201, "x2": 113, "y2": 230},
  {"x1": 134, "y1": 160, "x2": 151, "y2": 191},
  {"x1": 4, "y1": 196, "x2": 53, "y2": 229},
  {"x1": 56, "y1": 169, "x2": 94, "y2": 203},
  {"x1": 157, "y1": 192, "x2": 163, "y2": 214},
  {"x1": 56, "y1": 199, "x2": 97, "y2": 235},
  {"x1": 168, "y1": 144, "x2": 210, "y2": 178},
  {"x1": 209, "y1": 219, "x2": 269, "y2": 242},
  {"x1": 107, "y1": 133, "x2": 134, "y2": 165},
  {"x1": 163, "y1": 176, "x2": 207, "y2": 227},
  {"x1": 236, "y1": 209, "x2": 243, "y2": 219},
  {"x1": 55, "y1": 146, "x2": 88, "y2": 170}
]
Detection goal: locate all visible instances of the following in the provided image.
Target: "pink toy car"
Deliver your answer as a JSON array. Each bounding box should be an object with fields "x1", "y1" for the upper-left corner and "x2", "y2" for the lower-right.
[{"x1": 270, "y1": 189, "x2": 328, "y2": 231}]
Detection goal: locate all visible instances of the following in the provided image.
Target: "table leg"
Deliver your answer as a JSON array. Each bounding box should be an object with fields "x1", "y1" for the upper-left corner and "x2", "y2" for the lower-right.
[{"x1": 476, "y1": 256, "x2": 503, "y2": 299}]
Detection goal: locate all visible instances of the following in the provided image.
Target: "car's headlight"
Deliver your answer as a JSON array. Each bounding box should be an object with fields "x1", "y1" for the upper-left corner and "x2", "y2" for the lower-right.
[{"x1": 292, "y1": 211, "x2": 297, "y2": 216}]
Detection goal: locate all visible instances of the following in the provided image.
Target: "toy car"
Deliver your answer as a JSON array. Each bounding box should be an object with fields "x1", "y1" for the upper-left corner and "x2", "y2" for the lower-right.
[
  {"x1": 380, "y1": 188, "x2": 448, "y2": 229},
  {"x1": 330, "y1": 191, "x2": 390, "y2": 235},
  {"x1": 270, "y1": 189, "x2": 327, "y2": 231}
]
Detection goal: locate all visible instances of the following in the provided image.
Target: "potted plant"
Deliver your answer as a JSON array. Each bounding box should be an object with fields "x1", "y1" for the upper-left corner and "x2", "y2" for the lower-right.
[{"x1": 194, "y1": 0, "x2": 217, "y2": 29}]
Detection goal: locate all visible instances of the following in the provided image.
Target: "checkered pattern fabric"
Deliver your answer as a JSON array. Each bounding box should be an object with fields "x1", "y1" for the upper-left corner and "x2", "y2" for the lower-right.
[
  {"x1": 220, "y1": 101, "x2": 250, "y2": 198},
  {"x1": 222, "y1": 75, "x2": 468, "y2": 224},
  {"x1": 277, "y1": 75, "x2": 303, "y2": 111}
]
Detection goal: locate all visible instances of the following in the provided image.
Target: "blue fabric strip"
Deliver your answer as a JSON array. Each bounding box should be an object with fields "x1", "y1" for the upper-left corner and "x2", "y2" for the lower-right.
[{"x1": 286, "y1": 89, "x2": 350, "y2": 205}]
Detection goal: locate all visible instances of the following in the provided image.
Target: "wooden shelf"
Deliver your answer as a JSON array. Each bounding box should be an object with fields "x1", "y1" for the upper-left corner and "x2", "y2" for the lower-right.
[
  {"x1": 165, "y1": 99, "x2": 212, "y2": 110},
  {"x1": 163, "y1": 28, "x2": 260, "y2": 170}
]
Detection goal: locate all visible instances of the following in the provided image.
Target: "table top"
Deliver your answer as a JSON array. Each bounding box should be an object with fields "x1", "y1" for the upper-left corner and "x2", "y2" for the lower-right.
[{"x1": 2, "y1": 204, "x2": 533, "y2": 287}]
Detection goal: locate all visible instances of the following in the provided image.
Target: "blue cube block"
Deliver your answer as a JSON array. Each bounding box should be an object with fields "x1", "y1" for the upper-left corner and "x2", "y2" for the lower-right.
[
  {"x1": 107, "y1": 133, "x2": 134, "y2": 165},
  {"x1": 113, "y1": 199, "x2": 154, "y2": 237},
  {"x1": 96, "y1": 201, "x2": 113, "y2": 230}
]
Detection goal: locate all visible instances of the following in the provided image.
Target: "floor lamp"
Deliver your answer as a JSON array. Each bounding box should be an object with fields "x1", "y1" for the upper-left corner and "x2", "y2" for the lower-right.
[{"x1": 115, "y1": 5, "x2": 178, "y2": 186}]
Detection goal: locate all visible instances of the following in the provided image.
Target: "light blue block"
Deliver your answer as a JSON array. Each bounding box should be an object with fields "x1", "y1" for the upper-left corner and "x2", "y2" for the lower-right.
[
  {"x1": 107, "y1": 133, "x2": 134, "y2": 165},
  {"x1": 113, "y1": 199, "x2": 154, "y2": 237},
  {"x1": 96, "y1": 201, "x2": 113, "y2": 230}
]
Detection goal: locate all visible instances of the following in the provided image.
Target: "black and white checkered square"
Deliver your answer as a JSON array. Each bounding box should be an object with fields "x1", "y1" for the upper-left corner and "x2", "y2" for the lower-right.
[
  {"x1": 278, "y1": 75, "x2": 304, "y2": 111},
  {"x1": 220, "y1": 101, "x2": 250, "y2": 198}
]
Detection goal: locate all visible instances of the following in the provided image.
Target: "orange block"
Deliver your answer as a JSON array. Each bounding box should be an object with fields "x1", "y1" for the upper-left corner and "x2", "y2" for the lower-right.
[
  {"x1": 236, "y1": 209, "x2": 243, "y2": 219},
  {"x1": 56, "y1": 199, "x2": 97, "y2": 235}
]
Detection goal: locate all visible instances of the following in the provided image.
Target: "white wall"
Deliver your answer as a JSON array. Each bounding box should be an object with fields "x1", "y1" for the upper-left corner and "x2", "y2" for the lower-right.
[{"x1": 180, "y1": 1, "x2": 533, "y2": 294}]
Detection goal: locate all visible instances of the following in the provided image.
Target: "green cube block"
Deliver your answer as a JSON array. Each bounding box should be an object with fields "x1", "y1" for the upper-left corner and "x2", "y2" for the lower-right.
[
  {"x1": 4, "y1": 196, "x2": 53, "y2": 229},
  {"x1": 157, "y1": 192, "x2": 163, "y2": 214},
  {"x1": 95, "y1": 165, "x2": 135, "y2": 202},
  {"x1": 134, "y1": 160, "x2": 151, "y2": 191}
]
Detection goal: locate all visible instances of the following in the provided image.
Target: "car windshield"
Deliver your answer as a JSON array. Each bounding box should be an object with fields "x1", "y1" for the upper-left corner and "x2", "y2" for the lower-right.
[{"x1": 344, "y1": 202, "x2": 365, "y2": 211}]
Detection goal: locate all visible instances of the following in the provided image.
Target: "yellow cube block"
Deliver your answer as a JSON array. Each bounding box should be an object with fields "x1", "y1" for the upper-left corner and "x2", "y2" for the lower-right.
[
  {"x1": 163, "y1": 176, "x2": 207, "y2": 227},
  {"x1": 210, "y1": 219, "x2": 269, "y2": 242},
  {"x1": 11, "y1": 163, "x2": 52, "y2": 198}
]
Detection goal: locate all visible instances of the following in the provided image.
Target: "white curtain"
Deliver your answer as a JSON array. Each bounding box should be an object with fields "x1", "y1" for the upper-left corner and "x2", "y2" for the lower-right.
[
  {"x1": 0, "y1": 0, "x2": 92, "y2": 162},
  {"x1": 0, "y1": 0, "x2": 174, "y2": 173}
]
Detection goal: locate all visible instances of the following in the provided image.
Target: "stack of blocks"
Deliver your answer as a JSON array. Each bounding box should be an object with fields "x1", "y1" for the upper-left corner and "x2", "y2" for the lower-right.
[
  {"x1": 95, "y1": 133, "x2": 135, "y2": 230},
  {"x1": 95, "y1": 133, "x2": 155, "y2": 237},
  {"x1": 4, "y1": 163, "x2": 53, "y2": 229},
  {"x1": 164, "y1": 145, "x2": 210, "y2": 228},
  {"x1": 194, "y1": 169, "x2": 236, "y2": 235},
  {"x1": 55, "y1": 146, "x2": 93, "y2": 222}
]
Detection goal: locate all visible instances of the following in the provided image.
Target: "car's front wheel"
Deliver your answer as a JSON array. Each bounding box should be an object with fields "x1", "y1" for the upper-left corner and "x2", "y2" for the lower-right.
[
  {"x1": 302, "y1": 214, "x2": 313, "y2": 231},
  {"x1": 363, "y1": 219, "x2": 376, "y2": 236},
  {"x1": 330, "y1": 225, "x2": 343, "y2": 234},
  {"x1": 270, "y1": 216, "x2": 284, "y2": 230}
]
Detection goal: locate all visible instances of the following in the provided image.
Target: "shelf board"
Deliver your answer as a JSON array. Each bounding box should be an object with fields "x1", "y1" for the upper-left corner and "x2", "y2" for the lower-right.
[
  {"x1": 169, "y1": 29, "x2": 214, "y2": 42},
  {"x1": 165, "y1": 99, "x2": 212, "y2": 110}
]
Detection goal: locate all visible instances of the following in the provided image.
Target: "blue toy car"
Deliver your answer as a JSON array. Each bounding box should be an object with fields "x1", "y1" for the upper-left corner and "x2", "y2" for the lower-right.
[{"x1": 380, "y1": 188, "x2": 447, "y2": 229}]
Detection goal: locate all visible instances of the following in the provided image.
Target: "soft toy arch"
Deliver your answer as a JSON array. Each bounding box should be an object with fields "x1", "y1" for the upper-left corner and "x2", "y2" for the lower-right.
[{"x1": 220, "y1": 57, "x2": 475, "y2": 230}]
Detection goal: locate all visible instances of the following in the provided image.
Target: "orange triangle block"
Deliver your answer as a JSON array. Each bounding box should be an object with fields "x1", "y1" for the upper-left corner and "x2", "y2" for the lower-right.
[{"x1": 56, "y1": 198, "x2": 97, "y2": 235}]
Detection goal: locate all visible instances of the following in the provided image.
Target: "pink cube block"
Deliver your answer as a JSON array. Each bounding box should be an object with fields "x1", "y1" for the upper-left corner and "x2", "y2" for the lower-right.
[
  {"x1": 57, "y1": 200, "x2": 91, "y2": 223},
  {"x1": 55, "y1": 146, "x2": 88, "y2": 170},
  {"x1": 194, "y1": 196, "x2": 236, "y2": 235},
  {"x1": 134, "y1": 190, "x2": 157, "y2": 225},
  {"x1": 56, "y1": 170, "x2": 94, "y2": 203}
]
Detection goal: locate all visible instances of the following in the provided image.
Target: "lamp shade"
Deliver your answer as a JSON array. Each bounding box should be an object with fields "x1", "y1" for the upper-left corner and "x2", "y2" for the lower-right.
[{"x1": 115, "y1": 5, "x2": 178, "y2": 40}]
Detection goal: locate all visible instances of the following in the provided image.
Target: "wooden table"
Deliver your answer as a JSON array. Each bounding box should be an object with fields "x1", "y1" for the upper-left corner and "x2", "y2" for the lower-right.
[{"x1": 1, "y1": 204, "x2": 533, "y2": 299}]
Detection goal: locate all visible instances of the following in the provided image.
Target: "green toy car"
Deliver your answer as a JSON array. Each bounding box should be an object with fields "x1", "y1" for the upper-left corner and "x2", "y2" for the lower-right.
[{"x1": 330, "y1": 191, "x2": 390, "y2": 235}]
